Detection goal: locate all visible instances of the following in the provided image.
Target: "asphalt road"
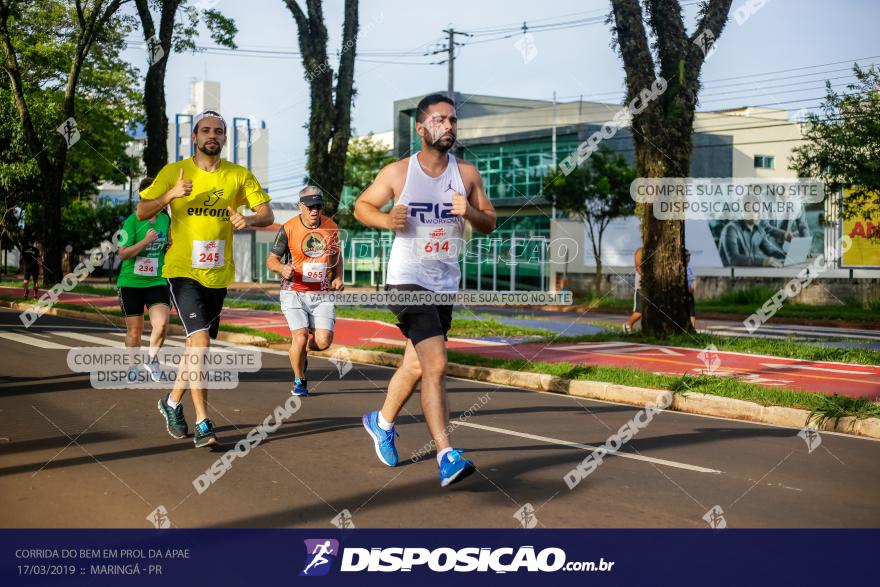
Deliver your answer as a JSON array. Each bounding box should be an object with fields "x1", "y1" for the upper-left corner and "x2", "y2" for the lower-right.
[{"x1": 1, "y1": 308, "x2": 879, "y2": 529}]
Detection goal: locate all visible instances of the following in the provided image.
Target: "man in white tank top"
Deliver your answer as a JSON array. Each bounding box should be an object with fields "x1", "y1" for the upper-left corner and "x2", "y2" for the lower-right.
[{"x1": 354, "y1": 94, "x2": 496, "y2": 487}]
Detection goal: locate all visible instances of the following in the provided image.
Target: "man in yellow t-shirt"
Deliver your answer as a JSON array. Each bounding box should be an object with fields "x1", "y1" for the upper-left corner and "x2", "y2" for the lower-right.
[{"x1": 137, "y1": 110, "x2": 274, "y2": 448}]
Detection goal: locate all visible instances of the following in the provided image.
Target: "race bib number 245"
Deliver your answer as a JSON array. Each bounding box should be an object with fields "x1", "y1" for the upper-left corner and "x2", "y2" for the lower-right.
[{"x1": 192, "y1": 240, "x2": 225, "y2": 269}]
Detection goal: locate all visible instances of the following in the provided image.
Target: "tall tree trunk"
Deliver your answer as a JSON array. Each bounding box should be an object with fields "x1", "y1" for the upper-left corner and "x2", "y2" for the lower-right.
[
  {"x1": 285, "y1": 0, "x2": 358, "y2": 217},
  {"x1": 610, "y1": 0, "x2": 732, "y2": 336},
  {"x1": 142, "y1": 58, "x2": 170, "y2": 175},
  {"x1": 0, "y1": 0, "x2": 122, "y2": 286},
  {"x1": 136, "y1": 0, "x2": 177, "y2": 177},
  {"x1": 41, "y1": 167, "x2": 65, "y2": 285},
  {"x1": 593, "y1": 256, "x2": 603, "y2": 295}
]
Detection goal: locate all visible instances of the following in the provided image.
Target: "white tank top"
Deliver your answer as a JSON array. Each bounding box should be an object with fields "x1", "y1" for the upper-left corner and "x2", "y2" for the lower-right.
[{"x1": 386, "y1": 152, "x2": 466, "y2": 292}]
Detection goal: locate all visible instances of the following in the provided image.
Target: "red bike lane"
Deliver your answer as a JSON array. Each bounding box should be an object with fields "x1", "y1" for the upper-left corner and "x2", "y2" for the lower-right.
[{"x1": 5, "y1": 288, "x2": 877, "y2": 399}]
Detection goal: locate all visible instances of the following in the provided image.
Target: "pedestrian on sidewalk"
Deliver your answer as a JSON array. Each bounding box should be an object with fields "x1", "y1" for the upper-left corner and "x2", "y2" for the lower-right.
[
  {"x1": 624, "y1": 246, "x2": 643, "y2": 334},
  {"x1": 20, "y1": 237, "x2": 41, "y2": 299},
  {"x1": 266, "y1": 186, "x2": 344, "y2": 397},
  {"x1": 685, "y1": 249, "x2": 696, "y2": 330}
]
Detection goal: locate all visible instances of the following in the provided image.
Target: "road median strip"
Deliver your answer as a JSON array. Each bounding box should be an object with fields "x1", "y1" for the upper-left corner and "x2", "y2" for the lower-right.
[
  {"x1": 0, "y1": 300, "x2": 269, "y2": 347},
  {"x1": 301, "y1": 344, "x2": 880, "y2": 441}
]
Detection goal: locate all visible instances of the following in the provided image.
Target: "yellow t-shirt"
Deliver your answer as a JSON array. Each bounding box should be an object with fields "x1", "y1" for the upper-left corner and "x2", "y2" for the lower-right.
[{"x1": 140, "y1": 158, "x2": 271, "y2": 288}]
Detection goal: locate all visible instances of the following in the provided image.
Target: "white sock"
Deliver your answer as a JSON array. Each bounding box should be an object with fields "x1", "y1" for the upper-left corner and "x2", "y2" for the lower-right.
[
  {"x1": 377, "y1": 412, "x2": 394, "y2": 431},
  {"x1": 437, "y1": 447, "x2": 453, "y2": 465},
  {"x1": 166, "y1": 395, "x2": 179, "y2": 409}
]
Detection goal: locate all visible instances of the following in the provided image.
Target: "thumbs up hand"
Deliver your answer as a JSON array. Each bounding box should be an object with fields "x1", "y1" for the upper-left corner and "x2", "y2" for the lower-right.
[
  {"x1": 228, "y1": 206, "x2": 248, "y2": 230},
  {"x1": 170, "y1": 168, "x2": 192, "y2": 199}
]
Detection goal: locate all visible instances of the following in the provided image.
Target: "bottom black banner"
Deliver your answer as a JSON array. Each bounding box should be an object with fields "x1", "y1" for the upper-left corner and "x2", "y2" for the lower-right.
[{"x1": 1, "y1": 529, "x2": 874, "y2": 585}]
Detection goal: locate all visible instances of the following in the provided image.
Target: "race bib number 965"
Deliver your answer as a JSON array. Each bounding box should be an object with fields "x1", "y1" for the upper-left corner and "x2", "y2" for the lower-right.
[
  {"x1": 192, "y1": 240, "x2": 225, "y2": 269},
  {"x1": 301, "y1": 262, "x2": 327, "y2": 283}
]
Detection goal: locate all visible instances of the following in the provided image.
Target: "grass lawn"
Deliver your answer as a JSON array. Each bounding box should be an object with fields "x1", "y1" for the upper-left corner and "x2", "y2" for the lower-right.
[
  {"x1": 0, "y1": 295, "x2": 288, "y2": 343},
  {"x1": 583, "y1": 286, "x2": 878, "y2": 322},
  {"x1": 1, "y1": 280, "x2": 118, "y2": 296},
  {"x1": 370, "y1": 345, "x2": 877, "y2": 416}
]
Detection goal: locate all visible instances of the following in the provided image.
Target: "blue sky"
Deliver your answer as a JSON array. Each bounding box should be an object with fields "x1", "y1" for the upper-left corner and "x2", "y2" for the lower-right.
[{"x1": 120, "y1": 0, "x2": 879, "y2": 200}]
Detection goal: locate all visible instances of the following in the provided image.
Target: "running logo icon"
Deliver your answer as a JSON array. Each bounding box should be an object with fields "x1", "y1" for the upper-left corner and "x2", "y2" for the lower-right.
[
  {"x1": 300, "y1": 539, "x2": 339, "y2": 577},
  {"x1": 203, "y1": 189, "x2": 223, "y2": 207}
]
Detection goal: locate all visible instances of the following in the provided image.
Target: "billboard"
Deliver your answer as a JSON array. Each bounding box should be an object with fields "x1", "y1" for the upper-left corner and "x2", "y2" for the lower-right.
[
  {"x1": 708, "y1": 202, "x2": 824, "y2": 268},
  {"x1": 841, "y1": 188, "x2": 880, "y2": 268},
  {"x1": 582, "y1": 208, "x2": 825, "y2": 269}
]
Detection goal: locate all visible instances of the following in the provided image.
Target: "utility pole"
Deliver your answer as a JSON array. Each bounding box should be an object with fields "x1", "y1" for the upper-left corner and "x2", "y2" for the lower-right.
[
  {"x1": 551, "y1": 90, "x2": 557, "y2": 220},
  {"x1": 446, "y1": 28, "x2": 454, "y2": 99},
  {"x1": 434, "y1": 28, "x2": 471, "y2": 101}
]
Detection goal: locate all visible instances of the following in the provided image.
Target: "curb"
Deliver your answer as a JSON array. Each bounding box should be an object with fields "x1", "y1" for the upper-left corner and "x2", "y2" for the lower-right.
[
  {"x1": 0, "y1": 301, "x2": 268, "y2": 347},
  {"x1": 305, "y1": 344, "x2": 880, "y2": 441}
]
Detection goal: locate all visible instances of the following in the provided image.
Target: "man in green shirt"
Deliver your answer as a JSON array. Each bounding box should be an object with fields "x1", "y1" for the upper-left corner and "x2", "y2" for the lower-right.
[{"x1": 117, "y1": 177, "x2": 171, "y2": 383}]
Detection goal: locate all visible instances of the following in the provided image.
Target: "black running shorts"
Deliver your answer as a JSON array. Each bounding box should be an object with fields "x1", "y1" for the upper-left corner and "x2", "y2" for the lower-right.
[
  {"x1": 118, "y1": 284, "x2": 171, "y2": 317},
  {"x1": 168, "y1": 277, "x2": 227, "y2": 338},
  {"x1": 386, "y1": 283, "x2": 452, "y2": 345},
  {"x1": 22, "y1": 265, "x2": 39, "y2": 281}
]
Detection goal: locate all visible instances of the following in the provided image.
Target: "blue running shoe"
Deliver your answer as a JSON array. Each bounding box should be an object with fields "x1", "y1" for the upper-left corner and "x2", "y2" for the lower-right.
[
  {"x1": 193, "y1": 418, "x2": 218, "y2": 448},
  {"x1": 439, "y1": 449, "x2": 475, "y2": 487},
  {"x1": 292, "y1": 378, "x2": 309, "y2": 397},
  {"x1": 362, "y1": 411, "x2": 398, "y2": 467}
]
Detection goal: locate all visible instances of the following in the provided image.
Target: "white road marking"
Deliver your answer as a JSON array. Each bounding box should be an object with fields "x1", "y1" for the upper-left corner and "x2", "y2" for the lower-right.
[
  {"x1": 52, "y1": 331, "x2": 125, "y2": 348},
  {"x1": 553, "y1": 342, "x2": 633, "y2": 351},
  {"x1": 447, "y1": 337, "x2": 509, "y2": 346},
  {"x1": 366, "y1": 337, "x2": 406, "y2": 346},
  {"x1": 760, "y1": 363, "x2": 876, "y2": 375},
  {"x1": 457, "y1": 421, "x2": 722, "y2": 474},
  {"x1": 0, "y1": 332, "x2": 70, "y2": 349},
  {"x1": 594, "y1": 345, "x2": 684, "y2": 356}
]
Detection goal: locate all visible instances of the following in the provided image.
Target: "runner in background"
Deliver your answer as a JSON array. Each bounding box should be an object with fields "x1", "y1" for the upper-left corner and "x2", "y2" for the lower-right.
[
  {"x1": 266, "y1": 186, "x2": 344, "y2": 397},
  {"x1": 116, "y1": 177, "x2": 171, "y2": 383}
]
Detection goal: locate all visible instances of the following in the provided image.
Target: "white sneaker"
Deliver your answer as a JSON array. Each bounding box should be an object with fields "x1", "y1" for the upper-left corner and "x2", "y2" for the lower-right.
[
  {"x1": 623, "y1": 323, "x2": 631, "y2": 334},
  {"x1": 143, "y1": 357, "x2": 163, "y2": 383}
]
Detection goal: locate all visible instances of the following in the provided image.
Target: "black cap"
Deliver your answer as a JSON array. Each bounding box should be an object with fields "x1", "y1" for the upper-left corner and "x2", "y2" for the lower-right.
[{"x1": 299, "y1": 191, "x2": 324, "y2": 207}]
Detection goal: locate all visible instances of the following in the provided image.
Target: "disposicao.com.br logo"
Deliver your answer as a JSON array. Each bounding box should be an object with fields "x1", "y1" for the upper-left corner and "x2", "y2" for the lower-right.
[
  {"x1": 300, "y1": 539, "x2": 340, "y2": 577},
  {"x1": 300, "y1": 542, "x2": 614, "y2": 575}
]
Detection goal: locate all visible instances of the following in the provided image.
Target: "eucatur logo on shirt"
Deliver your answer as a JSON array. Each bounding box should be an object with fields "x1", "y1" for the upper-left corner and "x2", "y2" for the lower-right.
[
  {"x1": 204, "y1": 189, "x2": 223, "y2": 206},
  {"x1": 188, "y1": 188, "x2": 230, "y2": 218},
  {"x1": 302, "y1": 233, "x2": 327, "y2": 258}
]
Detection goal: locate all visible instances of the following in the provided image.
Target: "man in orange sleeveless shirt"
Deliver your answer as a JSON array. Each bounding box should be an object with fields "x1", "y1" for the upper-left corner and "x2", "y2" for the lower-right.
[{"x1": 267, "y1": 186, "x2": 343, "y2": 396}]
